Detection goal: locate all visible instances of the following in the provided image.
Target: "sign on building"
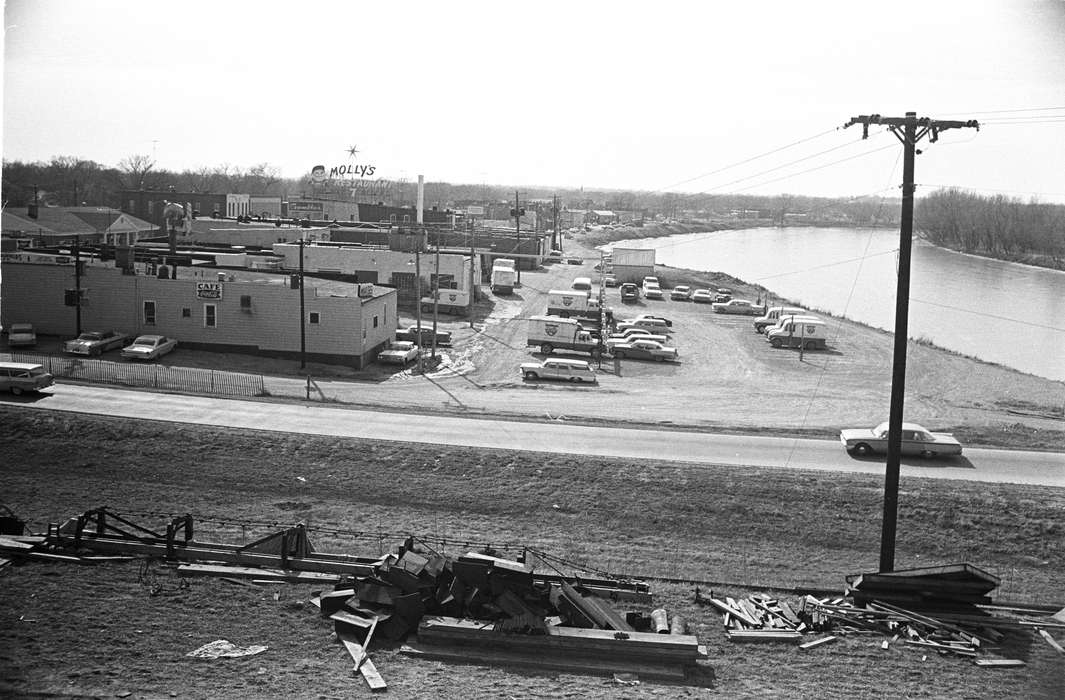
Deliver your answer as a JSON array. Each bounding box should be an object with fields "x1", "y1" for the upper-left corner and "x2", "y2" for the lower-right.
[{"x1": 196, "y1": 282, "x2": 223, "y2": 299}]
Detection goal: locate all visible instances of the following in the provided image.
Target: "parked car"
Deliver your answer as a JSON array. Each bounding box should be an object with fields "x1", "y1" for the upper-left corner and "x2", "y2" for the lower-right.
[
  {"x1": 520, "y1": 357, "x2": 597, "y2": 383},
  {"x1": 0, "y1": 361, "x2": 54, "y2": 395},
  {"x1": 63, "y1": 330, "x2": 129, "y2": 356},
  {"x1": 603, "y1": 275, "x2": 619, "y2": 287},
  {"x1": 546, "y1": 249, "x2": 564, "y2": 261},
  {"x1": 6, "y1": 323, "x2": 37, "y2": 347},
  {"x1": 566, "y1": 256, "x2": 584, "y2": 265},
  {"x1": 692, "y1": 288, "x2": 714, "y2": 304},
  {"x1": 643, "y1": 282, "x2": 664, "y2": 300},
  {"x1": 712, "y1": 299, "x2": 764, "y2": 315},
  {"x1": 840, "y1": 421, "x2": 963, "y2": 458},
  {"x1": 619, "y1": 283, "x2": 640, "y2": 303},
  {"x1": 121, "y1": 334, "x2": 178, "y2": 361},
  {"x1": 610, "y1": 338, "x2": 679, "y2": 362},
  {"x1": 713, "y1": 288, "x2": 733, "y2": 303},
  {"x1": 378, "y1": 340, "x2": 420, "y2": 365},
  {"x1": 633, "y1": 314, "x2": 673, "y2": 327},
  {"x1": 396, "y1": 325, "x2": 452, "y2": 347},
  {"x1": 605, "y1": 334, "x2": 667, "y2": 351},
  {"x1": 609, "y1": 327, "x2": 666, "y2": 341},
  {"x1": 670, "y1": 286, "x2": 692, "y2": 301}
]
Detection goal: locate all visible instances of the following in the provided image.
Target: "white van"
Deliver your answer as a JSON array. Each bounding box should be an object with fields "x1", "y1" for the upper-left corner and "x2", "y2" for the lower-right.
[
  {"x1": 754, "y1": 306, "x2": 806, "y2": 333},
  {"x1": 572, "y1": 277, "x2": 593, "y2": 292},
  {"x1": 766, "y1": 316, "x2": 827, "y2": 350},
  {"x1": 0, "y1": 361, "x2": 55, "y2": 395}
]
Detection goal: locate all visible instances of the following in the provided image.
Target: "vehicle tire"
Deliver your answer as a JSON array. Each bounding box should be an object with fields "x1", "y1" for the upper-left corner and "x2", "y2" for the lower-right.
[
  {"x1": 655, "y1": 355, "x2": 664, "y2": 362},
  {"x1": 523, "y1": 371, "x2": 536, "y2": 381},
  {"x1": 853, "y1": 443, "x2": 871, "y2": 456},
  {"x1": 540, "y1": 343, "x2": 554, "y2": 355},
  {"x1": 91, "y1": 347, "x2": 101, "y2": 356},
  {"x1": 921, "y1": 450, "x2": 935, "y2": 459},
  {"x1": 770, "y1": 338, "x2": 782, "y2": 348},
  {"x1": 568, "y1": 376, "x2": 579, "y2": 383},
  {"x1": 11, "y1": 386, "x2": 24, "y2": 396}
]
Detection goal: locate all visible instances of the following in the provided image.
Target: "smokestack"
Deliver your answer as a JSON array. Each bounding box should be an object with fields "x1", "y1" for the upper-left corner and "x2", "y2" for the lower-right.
[{"x1": 417, "y1": 174, "x2": 424, "y2": 225}]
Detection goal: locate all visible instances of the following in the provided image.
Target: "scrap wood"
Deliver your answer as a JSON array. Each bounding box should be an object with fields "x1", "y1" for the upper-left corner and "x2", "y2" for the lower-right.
[
  {"x1": 399, "y1": 641, "x2": 689, "y2": 681},
  {"x1": 726, "y1": 629, "x2": 802, "y2": 643},
  {"x1": 339, "y1": 630, "x2": 386, "y2": 691},
  {"x1": 903, "y1": 639, "x2": 977, "y2": 656},
  {"x1": 704, "y1": 597, "x2": 759, "y2": 627},
  {"x1": 798, "y1": 636, "x2": 838, "y2": 650},
  {"x1": 186, "y1": 639, "x2": 268, "y2": 659},
  {"x1": 1035, "y1": 628, "x2": 1065, "y2": 654},
  {"x1": 974, "y1": 659, "x2": 1027, "y2": 667}
]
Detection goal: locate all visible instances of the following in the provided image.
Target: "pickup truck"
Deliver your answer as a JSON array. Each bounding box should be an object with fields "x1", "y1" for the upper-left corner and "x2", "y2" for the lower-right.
[{"x1": 63, "y1": 330, "x2": 129, "y2": 356}]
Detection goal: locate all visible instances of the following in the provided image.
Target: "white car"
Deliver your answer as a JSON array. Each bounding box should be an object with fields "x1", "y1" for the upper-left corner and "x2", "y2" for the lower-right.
[
  {"x1": 692, "y1": 289, "x2": 714, "y2": 304},
  {"x1": 520, "y1": 358, "x2": 597, "y2": 383},
  {"x1": 121, "y1": 334, "x2": 177, "y2": 361},
  {"x1": 609, "y1": 328, "x2": 666, "y2": 341},
  {"x1": 643, "y1": 282, "x2": 664, "y2": 300},
  {"x1": 840, "y1": 422, "x2": 963, "y2": 458},
  {"x1": 378, "y1": 341, "x2": 420, "y2": 365},
  {"x1": 610, "y1": 339, "x2": 679, "y2": 362}
]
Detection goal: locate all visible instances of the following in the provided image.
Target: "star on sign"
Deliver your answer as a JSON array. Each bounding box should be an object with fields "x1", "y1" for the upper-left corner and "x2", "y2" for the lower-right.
[{"x1": 347, "y1": 145, "x2": 359, "y2": 158}]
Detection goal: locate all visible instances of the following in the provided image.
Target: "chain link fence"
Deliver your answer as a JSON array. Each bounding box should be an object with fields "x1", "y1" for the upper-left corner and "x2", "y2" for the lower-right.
[{"x1": 3, "y1": 352, "x2": 265, "y2": 397}]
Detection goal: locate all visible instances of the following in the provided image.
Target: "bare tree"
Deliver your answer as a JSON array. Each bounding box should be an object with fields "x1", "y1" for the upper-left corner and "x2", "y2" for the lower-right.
[{"x1": 118, "y1": 154, "x2": 156, "y2": 190}]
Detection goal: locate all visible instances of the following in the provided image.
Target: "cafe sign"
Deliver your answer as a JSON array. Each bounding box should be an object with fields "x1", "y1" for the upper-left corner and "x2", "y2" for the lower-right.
[{"x1": 196, "y1": 282, "x2": 223, "y2": 299}]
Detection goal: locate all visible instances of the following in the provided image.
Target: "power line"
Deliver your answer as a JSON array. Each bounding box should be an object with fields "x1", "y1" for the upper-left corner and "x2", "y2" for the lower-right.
[
  {"x1": 731, "y1": 143, "x2": 899, "y2": 194},
  {"x1": 655, "y1": 126, "x2": 843, "y2": 192},
  {"x1": 910, "y1": 298, "x2": 1065, "y2": 332}
]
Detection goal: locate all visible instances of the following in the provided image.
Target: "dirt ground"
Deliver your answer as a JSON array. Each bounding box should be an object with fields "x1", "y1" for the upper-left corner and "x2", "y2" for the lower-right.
[{"x1": 1, "y1": 410, "x2": 1063, "y2": 699}]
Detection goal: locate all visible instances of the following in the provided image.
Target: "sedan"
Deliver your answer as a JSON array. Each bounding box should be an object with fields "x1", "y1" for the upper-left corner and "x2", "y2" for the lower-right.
[
  {"x1": 121, "y1": 334, "x2": 177, "y2": 361},
  {"x1": 643, "y1": 283, "x2": 664, "y2": 300},
  {"x1": 711, "y1": 299, "x2": 764, "y2": 315},
  {"x1": 397, "y1": 325, "x2": 452, "y2": 347},
  {"x1": 692, "y1": 289, "x2": 714, "y2": 304},
  {"x1": 63, "y1": 330, "x2": 129, "y2": 356},
  {"x1": 633, "y1": 314, "x2": 673, "y2": 327},
  {"x1": 670, "y1": 286, "x2": 692, "y2": 301},
  {"x1": 840, "y1": 421, "x2": 963, "y2": 458},
  {"x1": 605, "y1": 334, "x2": 667, "y2": 351},
  {"x1": 377, "y1": 341, "x2": 420, "y2": 365},
  {"x1": 610, "y1": 339, "x2": 679, "y2": 362},
  {"x1": 603, "y1": 275, "x2": 619, "y2": 287}
]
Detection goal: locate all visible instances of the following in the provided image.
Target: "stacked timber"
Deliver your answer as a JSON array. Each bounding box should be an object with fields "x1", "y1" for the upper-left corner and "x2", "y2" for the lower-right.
[{"x1": 696, "y1": 588, "x2": 804, "y2": 643}]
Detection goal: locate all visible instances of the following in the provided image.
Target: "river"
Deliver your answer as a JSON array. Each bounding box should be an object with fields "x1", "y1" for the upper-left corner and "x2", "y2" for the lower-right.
[{"x1": 608, "y1": 227, "x2": 1065, "y2": 383}]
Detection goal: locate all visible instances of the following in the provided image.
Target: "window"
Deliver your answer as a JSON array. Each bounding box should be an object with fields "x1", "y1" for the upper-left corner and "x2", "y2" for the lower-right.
[
  {"x1": 128, "y1": 199, "x2": 135, "y2": 211},
  {"x1": 309, "y1": 312, "x2": 320, "y2": 325},
  {"x1": 389, "y1": 214, "x2": 397, "y2": 223},
  {"x1": 143, "y1": 300, "x2": 156, "y2": 325},
  {"x1": 402, "y1": 215, "x2": 410, "y2": 223},
  {"x1": 240, "y1": 295, "x2": 252, "y2": 311},
  {"x1": 147, "y1": 201, "x2": 154, "y2": 215},
  {"x1": 181, "y1": 307, "x2": 191, "y2": 318},
  {"x1": 204, "y1": 304, "x2": 217, "y2": 328},
  {"x1": 373, "y1": 315, "x2": 379, "y2": 328}
]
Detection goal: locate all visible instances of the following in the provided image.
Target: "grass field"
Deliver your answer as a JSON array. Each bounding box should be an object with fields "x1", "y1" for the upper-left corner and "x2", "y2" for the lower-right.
[{"x1": 2, "y1": 408, "x2": 1063, "y2": 698}]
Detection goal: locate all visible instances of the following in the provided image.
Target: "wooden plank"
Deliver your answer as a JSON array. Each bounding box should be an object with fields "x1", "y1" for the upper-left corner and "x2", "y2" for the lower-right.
[
  {"x1": 399, "y1": 641, "x2": 689, "y2": 681},
  {"x1": 177, "y1": 563, "x2": 338, "y2": 583},
  {"x1": 704, "y1": 598, "x2": 759, "y2": 627},
  {"x1": 1036, "y1": 628, "x2": 1065, "y2": 655},
  {"x1": 974, "y1": 659, "x2": 1026, "y2": 667},
  {"x1": 726, "y1": 630, "x2": 802, "y2": 643},
  {"x1": 339, "y1": 630, "x2": 387, "y2": 691},
  {"x1": 799, "y1": 636, "x2": 838, "y2": 650}
]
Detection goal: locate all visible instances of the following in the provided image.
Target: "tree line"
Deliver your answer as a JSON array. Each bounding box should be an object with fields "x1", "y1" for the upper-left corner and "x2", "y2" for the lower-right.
[
  {"x1": 915, "y1": 188, "x2": 1065, "y2": 262},
  {"x1": 4, "y1": 153, "x2": 901, "y2": 226}
]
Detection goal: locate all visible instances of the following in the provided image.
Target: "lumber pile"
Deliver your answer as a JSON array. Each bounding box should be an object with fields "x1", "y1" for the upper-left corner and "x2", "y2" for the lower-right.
[
  {"x1": 309, "y1": 540, "x2": 707, "y2": 682},
  {"x1": 695, "y1": 589, "x2": 805, "y2": 643}
]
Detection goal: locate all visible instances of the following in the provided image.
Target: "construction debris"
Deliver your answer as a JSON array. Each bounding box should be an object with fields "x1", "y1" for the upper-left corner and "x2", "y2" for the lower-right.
[{"x1": 186, "y1": 639, "x2": 268, "y2": 659}]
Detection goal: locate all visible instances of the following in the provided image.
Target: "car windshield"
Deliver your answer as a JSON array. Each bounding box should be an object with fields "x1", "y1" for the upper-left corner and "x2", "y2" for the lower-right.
[
  {"x1": 29, "y1": 367, "x2": 48, "y2": 376},
  {"x1": 11, "y1": 324, "x2": 32, "y2": 332},
  {"x1": 133, "y1": 336, "x2": 156, "y2": 345},
  {"x1": 79, "y1": 333, "x2": 102, "y2": 340}
]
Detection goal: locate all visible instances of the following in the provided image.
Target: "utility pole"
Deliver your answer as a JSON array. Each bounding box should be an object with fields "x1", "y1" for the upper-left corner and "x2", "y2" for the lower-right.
[
  {"x1": 514, "y1": 190, "x2": 522, "y2": 286},
  {"x1": 468, "y1": 226, "x2": 476, "y2": 328},
  {"x1": 74, "y1": 235, "x2": 82, "y2": 336},
  {"x1": 298, "y1": 237, "x2": 306, "y2": 370},
  {"x1": 844, "y1": 112, "x2": 979, "y2": 573},
  {"x1": 432, "y1": 240, "x2": 440, "y2": 360},
  {"x1": 552, "y1": 194, "x2": 560, "y2": 251},
  {"x1": 415, "y1": 242, "x2": 424, "y2": 373}
]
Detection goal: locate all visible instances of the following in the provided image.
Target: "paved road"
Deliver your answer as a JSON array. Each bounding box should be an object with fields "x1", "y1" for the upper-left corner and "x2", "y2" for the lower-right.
[{"x1": 15, "y1": 384, "x2": 1065, "y2": 487}]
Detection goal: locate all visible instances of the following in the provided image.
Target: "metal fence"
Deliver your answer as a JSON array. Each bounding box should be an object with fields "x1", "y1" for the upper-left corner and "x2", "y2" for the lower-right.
[{"x1": 3, "y1": 353, "x2": 266, "y2": 397}]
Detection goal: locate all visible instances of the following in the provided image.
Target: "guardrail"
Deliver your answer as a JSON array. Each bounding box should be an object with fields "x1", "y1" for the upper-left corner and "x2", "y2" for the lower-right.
[{"x1": 2, "y1": 353, "x2": 266, "y2": 397}]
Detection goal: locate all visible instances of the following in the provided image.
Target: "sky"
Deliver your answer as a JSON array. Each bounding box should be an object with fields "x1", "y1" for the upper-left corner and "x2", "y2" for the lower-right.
[{"x1": 3, "y1": 0, "x2": 1065, "y2": 202}]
